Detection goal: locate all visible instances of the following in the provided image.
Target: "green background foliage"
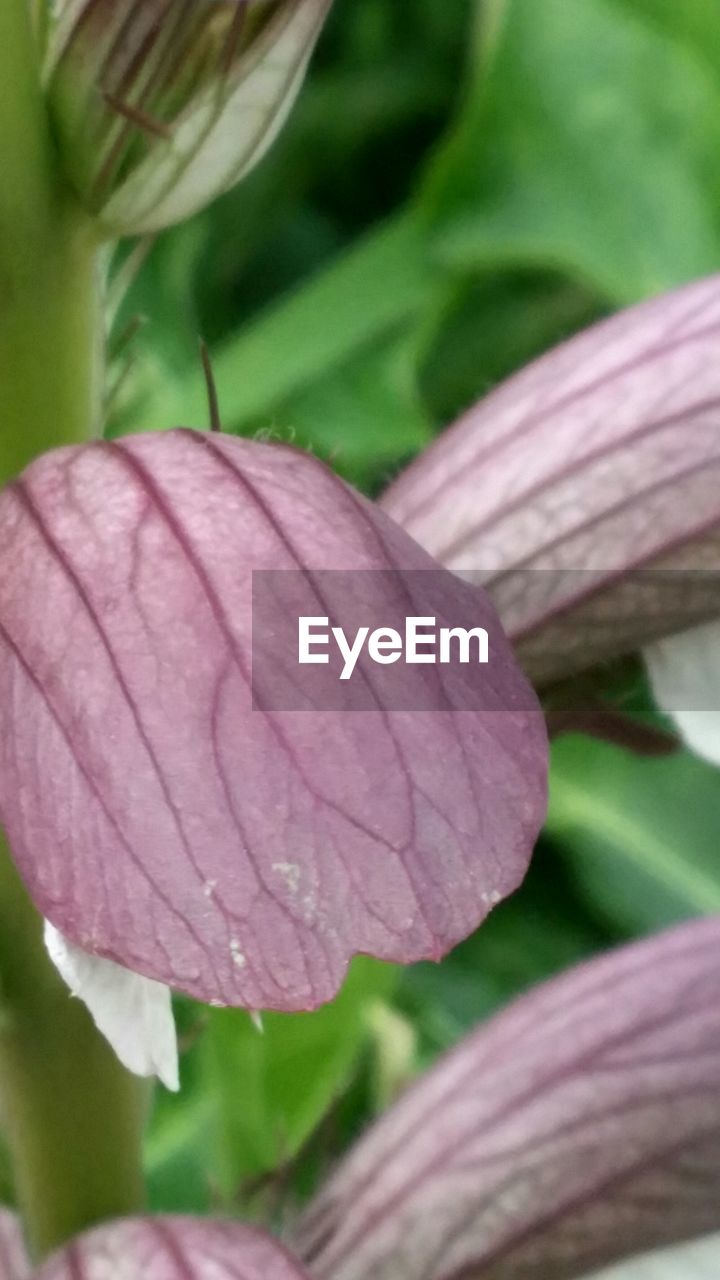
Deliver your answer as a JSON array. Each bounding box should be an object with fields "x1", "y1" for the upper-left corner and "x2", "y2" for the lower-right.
[{"x1": 106, "y1": 0, "x2": 720, "y2": 1223}]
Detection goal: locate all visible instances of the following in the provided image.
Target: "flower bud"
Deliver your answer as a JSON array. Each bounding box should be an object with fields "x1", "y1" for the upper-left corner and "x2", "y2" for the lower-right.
[
  {"x1": 44, "y1": 0, "x2": 333, "y2": 235},
  {"x1": 382, "y1": 275, "x2": 720, "y2": 763}
]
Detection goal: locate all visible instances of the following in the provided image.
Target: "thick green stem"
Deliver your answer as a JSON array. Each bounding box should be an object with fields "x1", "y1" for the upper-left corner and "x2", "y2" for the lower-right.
[
  {"x1": 0, "y1": 209, "x2": 103, "y2": 482},
  {"x1": 0, "y1": 1, "x2": 51, "y2": 237},
  {"x1": 0, "y1": 3, "x2": 147, "y2": 1259},
  {"x1": 0, "y1": 840, "x2": 149, "y2": 1260},
  {"x1": 0, "y1": 0, "x2": 102, "y2": 483}
]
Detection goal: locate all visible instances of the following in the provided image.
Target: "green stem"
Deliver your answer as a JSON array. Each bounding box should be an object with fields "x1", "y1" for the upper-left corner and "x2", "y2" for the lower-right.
[
  {"x1": 0, "y1": 0, "x2": 103, "y2": 483},
  {"x1": 0, "y1": 1, "x2": 51, "y2": 238},
  {"x1": 0, "y1": 209, "x2": 103, "y2": 482},
  {"x1": 0, "y1": 4, "x2": 147, "y2": 1259},
  {"x1": 0, "y1": 840, "x2": 149, "y2": 1260}
]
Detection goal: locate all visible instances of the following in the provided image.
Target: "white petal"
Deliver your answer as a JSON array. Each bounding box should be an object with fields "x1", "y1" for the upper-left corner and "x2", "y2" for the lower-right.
[
  {"x1": 584, "y1": 1232, "x2": 720, "y2": 1278},
  {"x1": 645, "y1": 621, "x2": 720, "y2": 765},
  {"x1": 44, "y1": 922, "x2": 179, "y2": 1091}
]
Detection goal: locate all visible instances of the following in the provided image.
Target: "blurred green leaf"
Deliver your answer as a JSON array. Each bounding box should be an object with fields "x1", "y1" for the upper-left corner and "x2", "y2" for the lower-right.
[
  {"x1": 398, "y1": 848, "x2": 609, "y2": 1060},
  {"x1": 138, "y1": 215, "x2": 436, "y2": 435},
  {"x1": 366, "y1": 1002, "x2": 418, "y2": 1113},
  {"x1": 621, "y1": 0, "x2": 720, "y2": 70},
  {"x1": 266, "y1": 327, "x2": 434, "y2": 492},
  {"x1": 146, "y1": 998, "x2": 216, "y2": 1213},
  {"x1": 417, "y1": 269, "x2": 604, "y2": 425},
  {"x1": 549, "y1": 734, "x2": 720, "y2": 933},
  {"x1": 199, "y1": 957, "x2": 396, "y2": 1201},
  {"x1": 423, "y1": 0, "x2": 720, "y2": 300}
]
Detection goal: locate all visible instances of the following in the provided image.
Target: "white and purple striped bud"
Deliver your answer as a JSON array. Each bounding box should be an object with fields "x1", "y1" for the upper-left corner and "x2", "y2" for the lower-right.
[{"x1": 43, "y1": 0, "x2": 332, "y2": 234}]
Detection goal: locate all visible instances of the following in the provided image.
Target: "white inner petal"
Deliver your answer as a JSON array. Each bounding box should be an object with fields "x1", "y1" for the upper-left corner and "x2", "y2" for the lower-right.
[
  {"x1": 584, "y1": 1232, "x2": 720, "y2": 1278},
  {"x1": 44, "y1": 922, "x2": 179, "y2": 1091},
  {"x1": 645, "y1": 621, "x2": 720, "y2": 766}
]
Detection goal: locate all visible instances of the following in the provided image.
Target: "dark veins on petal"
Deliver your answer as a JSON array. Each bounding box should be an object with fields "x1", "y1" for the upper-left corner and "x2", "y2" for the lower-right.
[
  {"x1": 0, "y1": 429, "x2": 546, "y2": 1011},
  {"x1": 382, "y1": 275, "x2": 720, "y2": 686},
  {"x1": 35, "y1": 1216, "x2": 310, "y2": 1280},
  {"x1": 295, "y1": 918, "x2": 720, "y2": 1280}
]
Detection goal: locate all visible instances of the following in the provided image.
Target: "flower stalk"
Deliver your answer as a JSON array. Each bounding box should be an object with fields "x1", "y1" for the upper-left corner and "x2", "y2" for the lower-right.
[
  {"x1": 0, "y1": 837, "x2": 149, "y2": 1261},
  {"x1": 0, "y1": 6, "x2": 144, "y2": 1257},
  {"x1": 0, "y1": 0, "x2": 103, "y2": 485}
]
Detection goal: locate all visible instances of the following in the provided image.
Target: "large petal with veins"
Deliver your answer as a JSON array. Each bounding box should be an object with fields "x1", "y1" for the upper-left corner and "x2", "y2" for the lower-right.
[
  {"x1": 0, "y1": 429, "x2": 546, "y2": 1011},
  {"x1": 382, "y1": 275, "x2": 720, "y2": 689},
  {"x1": 34, "y1": 1217, "x2": 309, "y2": 1280},
  {"x1": 295, "y1": 917, "x2": 720, "y2": 1280}
]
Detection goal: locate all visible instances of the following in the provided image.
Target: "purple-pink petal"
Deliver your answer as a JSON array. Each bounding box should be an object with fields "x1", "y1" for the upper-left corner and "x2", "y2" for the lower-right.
[
  {"x1": 33, "y1": 1217, "x2": 309, "y2": 1280},
  {"x1": 382, "y1": 275, "x2": 720, "y2": 686},
  {"x1": 0, "y1": 430, "x2": 546, "y2": 1010},
  {"x1": 0, "y1": 1210, "x2": 28, "y2": 1280},
  {"x1": 295, "y1": 917, "x2": 720, "y2": 1280}
]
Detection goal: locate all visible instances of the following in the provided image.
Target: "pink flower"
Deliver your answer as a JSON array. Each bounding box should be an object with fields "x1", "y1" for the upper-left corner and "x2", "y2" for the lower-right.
[
  {"x1": 8, "y1": 920, "x2": 720, "y2": 1280},
  {"x1": 297, "y1": 918, "x2": 720, "y2": 1280},
  {"x1": 0, "y1": 429, "x2": 546, "y2": 1086},
  {"x1": 10, "y1": 1216, "x2": 310, "y2": 1280}
]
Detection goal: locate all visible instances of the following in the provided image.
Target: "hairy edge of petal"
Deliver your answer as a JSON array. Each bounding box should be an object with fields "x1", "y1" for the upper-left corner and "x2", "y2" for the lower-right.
[
  {"x1": 35, "y1": 1216, "x2": 310, "y2": 1280},
  {"x1": 645, "y1": 622, "x2": 720, "y2": 765},
  {"x1": 44, "y1": 922, "x2": 179, "y2": 1091},
  {"x1": 0, "y1": 429, "x2": 547, "y2": 1012},
  {"x1": 382, "y1": 275, "x2": 720, "y2": 688},
  {"x1": 295, "y1": 917, "x2": 720, "y2": 1280}
]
